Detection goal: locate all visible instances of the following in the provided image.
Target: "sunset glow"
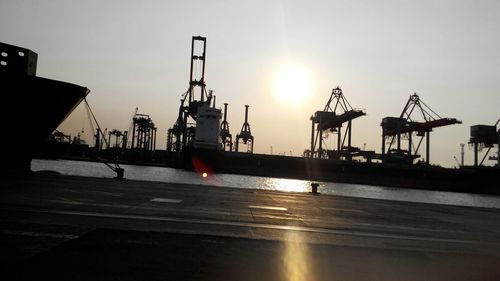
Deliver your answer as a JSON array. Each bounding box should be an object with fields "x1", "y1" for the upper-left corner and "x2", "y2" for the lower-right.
[{"x1": 274, "y1": 65, "x2": 313, "y2": 105}]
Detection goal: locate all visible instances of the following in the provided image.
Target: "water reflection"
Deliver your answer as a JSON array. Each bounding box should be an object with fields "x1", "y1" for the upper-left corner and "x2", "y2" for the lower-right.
[
  {"x1": 31, "y1": 159, "x2": 500, "y2": 209},
  {"x1": 282, "y1": 231, "x2": 311, "y2": 281},
  {"x1": 263, "y1": 178, "x2": 312, "y2": 193}
]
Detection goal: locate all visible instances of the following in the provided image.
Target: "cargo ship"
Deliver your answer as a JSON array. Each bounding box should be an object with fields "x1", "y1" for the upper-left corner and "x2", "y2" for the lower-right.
[{"x1": 0, "y1": 42, "x2": 89, "y2": 170}]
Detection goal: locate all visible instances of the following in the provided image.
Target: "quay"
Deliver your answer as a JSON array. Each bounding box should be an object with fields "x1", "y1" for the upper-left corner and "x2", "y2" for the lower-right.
[{"x1": 1, "y1": 172, "x2": 500, "y2": 280}]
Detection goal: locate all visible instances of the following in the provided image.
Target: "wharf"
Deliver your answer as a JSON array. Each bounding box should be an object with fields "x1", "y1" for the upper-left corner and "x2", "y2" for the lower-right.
[{"x1": 1, "y1": 172, "x2": 500, "y2": 280}]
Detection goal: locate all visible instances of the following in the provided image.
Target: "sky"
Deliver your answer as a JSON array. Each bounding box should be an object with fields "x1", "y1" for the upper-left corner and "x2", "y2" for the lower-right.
[{"x1": 1, "y1": 0, "x2": 499, "y2": 167}]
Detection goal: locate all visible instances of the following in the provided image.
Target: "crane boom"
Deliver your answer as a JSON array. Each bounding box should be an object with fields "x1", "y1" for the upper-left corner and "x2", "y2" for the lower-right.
[{"x1": 126, "y1": 107, "x2": 138, "y2": 148}]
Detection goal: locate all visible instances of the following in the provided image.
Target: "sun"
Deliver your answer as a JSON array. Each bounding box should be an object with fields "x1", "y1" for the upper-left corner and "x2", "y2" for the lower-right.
[{"x1": 274, "y1": 64, "x2": 313, "y2": 105}]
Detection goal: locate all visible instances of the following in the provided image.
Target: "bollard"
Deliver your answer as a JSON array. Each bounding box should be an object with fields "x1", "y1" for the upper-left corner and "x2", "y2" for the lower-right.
[
  {"x1": 114, "y1": 168, "x2": 125, "y2": 180},
  {"x1": 311, "y1": 183, "x2": 319, "y2": 194}
]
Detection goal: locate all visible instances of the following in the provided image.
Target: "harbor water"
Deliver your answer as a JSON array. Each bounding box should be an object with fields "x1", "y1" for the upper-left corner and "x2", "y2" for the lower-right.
[{"x1": 32, "y1": 159, "x2": 500, "y2": 209}]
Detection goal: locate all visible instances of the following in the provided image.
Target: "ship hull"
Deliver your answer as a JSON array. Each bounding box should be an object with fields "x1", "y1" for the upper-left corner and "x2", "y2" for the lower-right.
[{"x1": 0, "y1": 73, "x2": 89, "y2": 170}]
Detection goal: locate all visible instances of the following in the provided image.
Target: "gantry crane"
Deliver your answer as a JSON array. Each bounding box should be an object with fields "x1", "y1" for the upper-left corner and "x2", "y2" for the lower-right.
[
  {"x1": 310, "y1": 87, "x2": 366, "y2": 160},
  {"x1": 469, "y1": 118, "x2": 500, "y2": 167},
  {"x1": 381, "y1": 93, "x2": 461, "y2": 165},
  {"x1": 220, "y1": 103, "x2": 232, "y2": 151},
  {"x1": 130, "y1": 114, "x2": 157, "y2": 151},
  {"x1": 125, "y1": 107, "x2": 138, "y2": 149},
  {"x1": 235, "y1": 105, "x2": 254, "y2": 153},
  {"x1": 108, "y1": 129, "x2": 124, "y2": 149},
  {"x1": 168, "y1": 36, "x2": 214, "y2": 153}
]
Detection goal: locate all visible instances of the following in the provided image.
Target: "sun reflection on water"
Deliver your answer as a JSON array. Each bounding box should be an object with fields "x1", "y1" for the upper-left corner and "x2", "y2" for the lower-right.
[{"x1": 264, "y1": 178, "x2": 312, "y2": 193}]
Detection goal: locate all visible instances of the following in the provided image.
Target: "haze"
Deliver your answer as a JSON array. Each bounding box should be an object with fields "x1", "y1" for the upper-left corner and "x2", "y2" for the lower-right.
[{"x1": 1, "y1": 0, "x2": 499, "y2": 167}]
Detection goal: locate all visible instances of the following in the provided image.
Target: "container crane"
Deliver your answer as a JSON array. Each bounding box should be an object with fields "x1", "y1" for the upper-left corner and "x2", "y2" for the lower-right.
[
  {"x1": 310, "y1": 87, "x2": 366, "y2": 160},
  {"x1": 381, "y1": 93, "x2": 461, "y2": 165}
]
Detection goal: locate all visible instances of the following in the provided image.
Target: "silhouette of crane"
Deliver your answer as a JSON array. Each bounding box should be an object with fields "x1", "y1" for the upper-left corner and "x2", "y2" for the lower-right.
[
  {"x1": 310, "y1": 87, "x2": 365, "y2": 160},
  {"x1": 125, "y1": 107, "x2": 138, "y2": 149},
  {"x1": 235, "y1": 105, "x2": 254, "y2": 153},
  {"x1": 381, "y1": 93, "x2": 461, "y2": 165}
]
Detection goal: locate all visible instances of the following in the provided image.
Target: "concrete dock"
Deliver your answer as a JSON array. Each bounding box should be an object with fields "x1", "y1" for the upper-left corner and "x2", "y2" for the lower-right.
[{"x1": 1, "y1": 172, "x2": 500, "y2": 280}]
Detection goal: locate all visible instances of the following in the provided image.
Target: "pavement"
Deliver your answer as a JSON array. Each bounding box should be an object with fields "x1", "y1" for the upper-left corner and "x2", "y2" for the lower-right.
[{"x1": 1, "y1": 172, "x2": 500, "y2": 280}]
